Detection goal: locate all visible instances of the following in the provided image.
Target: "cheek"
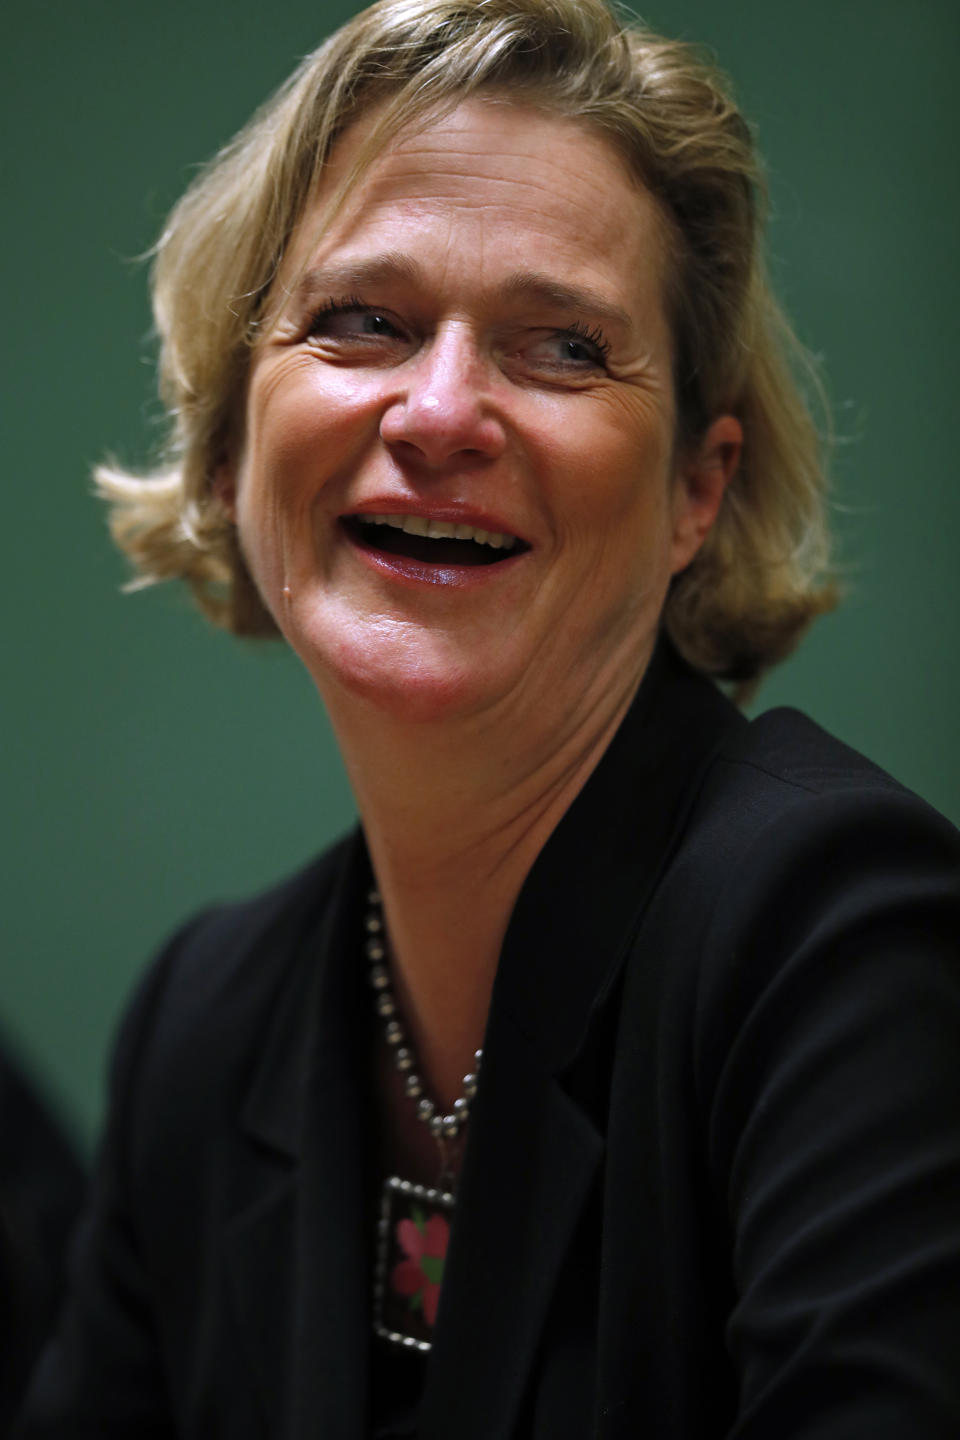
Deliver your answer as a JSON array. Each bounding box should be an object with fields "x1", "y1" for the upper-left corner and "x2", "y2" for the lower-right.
[
  {"x1": 249, "y1": 376, "x2": 339, "y2": 492},
  {"x1": 536, "y1": 399, "x2": 674, "y2": 548},
  {"x1": 235, "y1": 364, "x2": 382, "y2": 570},
  {"x1": 244, "y1": 357, "x2": 384, "y2": 492}
]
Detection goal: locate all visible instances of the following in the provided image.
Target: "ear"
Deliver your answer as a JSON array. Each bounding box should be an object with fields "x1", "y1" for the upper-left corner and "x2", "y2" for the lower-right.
[
  {"x1": 211, "y1": 458, "x2": 238, "y2": 521},
  {"x1": 669, "y1": 414, "x2": 742, "y2": 576}
]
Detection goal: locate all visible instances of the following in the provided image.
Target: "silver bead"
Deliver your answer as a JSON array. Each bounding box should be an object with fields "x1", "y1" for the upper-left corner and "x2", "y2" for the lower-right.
[
  {"x1": 364, "y1": 896, "x2": 480, "y2": 1156},
  {"x1": 474, "y1": 1049, "x2": 483, "y2": 1069},
  {"x1": 367, "y1": 888, "x2": 381, "y2": 906}
]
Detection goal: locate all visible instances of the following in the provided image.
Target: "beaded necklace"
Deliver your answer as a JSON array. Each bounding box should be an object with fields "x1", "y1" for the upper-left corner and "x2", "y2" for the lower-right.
[{"x1": 366, "y1": 885, "x2": 482, "y2": 1352}]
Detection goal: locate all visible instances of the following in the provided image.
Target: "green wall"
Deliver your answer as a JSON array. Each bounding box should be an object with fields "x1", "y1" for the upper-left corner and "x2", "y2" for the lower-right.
[{"x1": 5, "y1": 0, "x2": 958, "y2": 1151}]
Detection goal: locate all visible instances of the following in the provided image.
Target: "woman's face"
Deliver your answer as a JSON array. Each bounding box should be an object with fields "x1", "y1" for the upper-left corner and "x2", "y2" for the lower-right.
[{"x1": 222, "y1": 99, "x2": 736, "y2": 729}]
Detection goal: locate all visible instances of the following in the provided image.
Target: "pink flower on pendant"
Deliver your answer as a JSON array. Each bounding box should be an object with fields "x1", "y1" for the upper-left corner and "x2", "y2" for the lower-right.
[{"x1": 392, "y1": 1211, "x2": 450, "y2": 1328}]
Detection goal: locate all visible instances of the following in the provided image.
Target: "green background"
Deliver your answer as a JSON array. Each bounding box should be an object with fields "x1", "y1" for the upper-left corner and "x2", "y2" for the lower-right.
[{"x1": 4, "y1": 0, "x2": 958, "y2": 1152}]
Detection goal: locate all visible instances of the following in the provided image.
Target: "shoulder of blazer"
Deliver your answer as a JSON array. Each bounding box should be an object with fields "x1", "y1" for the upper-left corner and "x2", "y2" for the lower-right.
[
  {"x1": 104, "y1": 833, "x2": 359, "y2": 1173},
  {"x1": 664, "y1": 705, "x2": 960, "y2": 1094},
  {"x1": 689, "y1": 702, "x2": 960, "y2": 858},
  {"x1": 139, "y1": 835, "x2": 354, "y2": 1033},
  {"x1": 620, "y1": 702, "x2": 960, "y2": 1091},
  {"x1": 726, "y1": 704, "x2": 933, "y2": 797}
]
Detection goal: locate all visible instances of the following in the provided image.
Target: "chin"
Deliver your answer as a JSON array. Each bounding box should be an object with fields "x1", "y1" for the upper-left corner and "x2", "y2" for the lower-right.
[{"x1": 295, "y1": 618, "x2": 507, "y2": 727}]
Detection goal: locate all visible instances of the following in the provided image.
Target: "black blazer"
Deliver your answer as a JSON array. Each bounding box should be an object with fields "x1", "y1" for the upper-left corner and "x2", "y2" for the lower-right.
[{"x1": 18, "y1": 645, "x2": 960, "y2": 1438}]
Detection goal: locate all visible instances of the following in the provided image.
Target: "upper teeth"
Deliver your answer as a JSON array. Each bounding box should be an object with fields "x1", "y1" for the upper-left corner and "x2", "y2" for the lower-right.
[{"x1": 357, "y1": 514, "x2": 517, "y2": 550}]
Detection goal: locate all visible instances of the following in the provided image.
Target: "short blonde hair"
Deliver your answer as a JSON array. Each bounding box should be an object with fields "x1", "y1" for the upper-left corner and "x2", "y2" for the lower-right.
[{"x1": 99, "y1": 0, "x2": 836, "y2": 685}]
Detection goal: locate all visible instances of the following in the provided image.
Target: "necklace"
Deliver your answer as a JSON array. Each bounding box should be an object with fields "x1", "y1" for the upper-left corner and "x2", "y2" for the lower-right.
[{"x1": 366, "y1": 885, "x2": 482, "y2": 1352}]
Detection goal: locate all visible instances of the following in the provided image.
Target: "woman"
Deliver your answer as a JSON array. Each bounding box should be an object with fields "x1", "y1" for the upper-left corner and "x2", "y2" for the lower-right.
[{"x1": 18, "y1": 0, "x2": 960, "y2": 1435}]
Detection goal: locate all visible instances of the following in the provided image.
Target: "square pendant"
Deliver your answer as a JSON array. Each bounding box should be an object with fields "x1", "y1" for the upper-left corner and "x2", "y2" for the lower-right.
[{"x1": 373, "y1": 1176, "x2": 455, "y2": 1352}]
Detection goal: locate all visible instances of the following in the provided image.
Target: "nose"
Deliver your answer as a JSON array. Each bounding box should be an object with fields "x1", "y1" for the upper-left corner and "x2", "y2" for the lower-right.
[{"x1": 379, "y1": 326, "x2": 507, "y2": 467}]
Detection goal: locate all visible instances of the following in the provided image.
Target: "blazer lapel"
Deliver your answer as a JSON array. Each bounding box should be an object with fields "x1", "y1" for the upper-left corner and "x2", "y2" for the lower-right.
[
  {"x1": 225, "y1": 833, "x2": 374, "y2": 1440},
  {"x1": 418, "y1": 1005, "x2": 603, "y2": 1440},
  {"x1": 420, "y1": 642, "x2": 745, "y2": 1437}
]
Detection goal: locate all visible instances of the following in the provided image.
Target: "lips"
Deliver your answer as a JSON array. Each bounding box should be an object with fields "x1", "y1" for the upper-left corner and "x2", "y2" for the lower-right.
[{"x1": 342, "y1": 513, "x2": 530, "y2": 568}]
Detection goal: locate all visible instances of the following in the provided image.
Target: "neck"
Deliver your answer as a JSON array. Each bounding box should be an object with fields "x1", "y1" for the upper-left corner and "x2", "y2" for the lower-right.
[{"x1": 323, "y1": 660, "x2": 646, "y2": 1108}]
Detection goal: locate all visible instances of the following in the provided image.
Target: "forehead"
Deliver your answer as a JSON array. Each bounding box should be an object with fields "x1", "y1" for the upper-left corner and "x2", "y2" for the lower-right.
[{"x1": 280, "y1": 99, "x2": 671, "y2": 334}]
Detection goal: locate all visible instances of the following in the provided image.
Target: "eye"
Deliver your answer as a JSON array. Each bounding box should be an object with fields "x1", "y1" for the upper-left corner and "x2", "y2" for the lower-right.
[
  {"x1": 306, "y1": 297, "x2": 410, "y2": 350},
  {"x1": 521, "y1": 322, "x2": 611, "y2": 376}
]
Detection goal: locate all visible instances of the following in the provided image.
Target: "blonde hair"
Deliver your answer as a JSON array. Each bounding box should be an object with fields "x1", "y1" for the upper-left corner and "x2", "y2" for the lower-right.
[{"x1": 99, "y1": 0, "x2": 836, "y2": 684}]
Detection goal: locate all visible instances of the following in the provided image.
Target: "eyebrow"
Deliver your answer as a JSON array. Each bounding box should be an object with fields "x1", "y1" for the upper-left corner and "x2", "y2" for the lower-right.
[
  {"x1": 500, "y1": 272, "x2": 633, "y2": 333},
  {"x1": 289, "y1": 254, "x2": 422, "y2": 306},
  {"x1": 288, "y1": 255, "x2": 634, "y2": 332}
]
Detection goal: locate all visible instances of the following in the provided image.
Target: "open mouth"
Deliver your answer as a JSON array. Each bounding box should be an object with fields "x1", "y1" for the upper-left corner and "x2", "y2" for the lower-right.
[{"x1": 343, "y1": 514, "x2": 529, "y2": 567}]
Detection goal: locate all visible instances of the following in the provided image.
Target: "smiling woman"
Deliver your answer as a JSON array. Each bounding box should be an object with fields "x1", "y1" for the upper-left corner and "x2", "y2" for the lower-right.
[
  {"x1": 17, "y1": 1, "x2": 960, "y2": 1436},
  {"x1": 218, "y1": 98, "x2": 732, "y2": 727},
  {"x1": 96, "y1": 2, "x2": 832, "y2": 688}
]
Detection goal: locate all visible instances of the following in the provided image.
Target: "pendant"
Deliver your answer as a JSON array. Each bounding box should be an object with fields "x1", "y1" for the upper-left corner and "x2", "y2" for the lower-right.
[{"x1": 373, "y1": 1176, "x2": 455, "y2": 1352}]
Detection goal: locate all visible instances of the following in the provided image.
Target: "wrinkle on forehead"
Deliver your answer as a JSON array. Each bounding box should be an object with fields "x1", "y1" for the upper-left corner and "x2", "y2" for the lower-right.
[{"x1": 329, "y1": 102, "x2": 653, "y2": 240}]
